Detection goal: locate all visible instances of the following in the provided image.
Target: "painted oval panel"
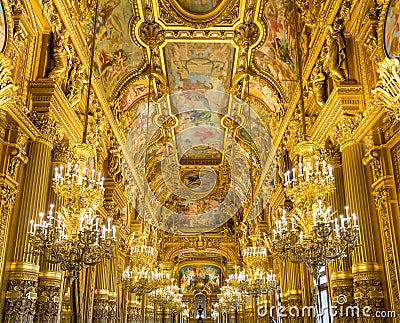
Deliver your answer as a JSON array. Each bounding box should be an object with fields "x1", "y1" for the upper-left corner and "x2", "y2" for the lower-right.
[
  {"x1": 384, "y1": 0, "x2": 400, "y2": 58},
  {"x1": 0, "y1": 1, "x2": 7, "y2": 52},
  {"x1": 177, "y1": 0, "x2": 222, "y2": 14}
]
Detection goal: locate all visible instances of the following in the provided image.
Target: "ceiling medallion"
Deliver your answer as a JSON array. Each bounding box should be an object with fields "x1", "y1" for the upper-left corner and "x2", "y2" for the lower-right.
[{"x1": 158, "y1": 0, "x2": 240, "y2": 28}]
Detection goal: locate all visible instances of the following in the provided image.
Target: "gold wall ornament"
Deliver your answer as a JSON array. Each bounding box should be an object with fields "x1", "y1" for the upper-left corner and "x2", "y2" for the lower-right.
[
  {"x1": 156, "y1": 0, "x2": 240, "y2": 29},
  {"x1": 28, "y1": 111, "x2": 60, "y2": 147},
  {"x1": 329, "y1": 113, "x2": 363, "y2": 148},
  {"x1": 373, "y1": 187, "x2": 400, "y2": 315},
  {"x1": 372, "y1": 57, "x2": 400, "y2": 122}
]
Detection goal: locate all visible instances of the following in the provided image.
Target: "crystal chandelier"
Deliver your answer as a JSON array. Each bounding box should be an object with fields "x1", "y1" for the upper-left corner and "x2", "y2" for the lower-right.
[
  {"x1": 227, "y1": 267, "x2": 276, "y2": 299},
  {"x1": 121, "y1": 266, "x2": 159, "y2": 298},
  {"x1": 29, "y1": 204, "x2": 116, "y2": 277},
  {"x1": 29, "y1": 144, "x2": 116, "y2": 278},
  {"x1": 284, "y1": 141, "x2": 335, "y2": 210},
  {"x1": 217, "y1": 285, "x2": 248, "y2": 312},
  {"x1": 271, "y1": 202, "x2": 359, "y2": 277},
  {"x1": 53, "y1": 144, "x2": 105, "y2": 217}
]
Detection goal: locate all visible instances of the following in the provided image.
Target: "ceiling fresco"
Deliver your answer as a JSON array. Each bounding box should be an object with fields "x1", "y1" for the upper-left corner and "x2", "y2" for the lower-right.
[
  {"x1": 176, "y1": 0, "x2": 222, "y2": 14},
  {"x1": 116, "y1": 0, "x2": 280, "y2": 237},
  {"x1": 85, "y1": 0, "x2": 143, "y2": 96},
  {"x1": 163, "y1": 42, "x2": 235, "y2": 93},
  {"x1": 254, "y1": 0, "x2": 309, "y2": 96}
]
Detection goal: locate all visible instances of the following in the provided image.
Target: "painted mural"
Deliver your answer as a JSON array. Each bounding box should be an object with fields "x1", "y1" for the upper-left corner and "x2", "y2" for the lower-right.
[
  {"x1": 250, "y1": 80, "x2": 281, "y2": 113},
  {"x1": 164, "y1": 42, "x2": 234, "y2": 93},
  {"x1": 0, "y1": 1, "x2": 6, "y2": 53},
  {"x1": 385, "y1": 0, "x2": 400, "y2": 58},
  {"x1": 121, "y1": 80, "x2": 151, "y2": 112},
  {"x1": 176, "y1": 0, "x2": 222, "y2": 14},
  {"x1": 85, "y1": 0, "x2": 143, "y2": 96},
  {"x1": 255, "y1": 0, "x2": 309, "y2": 96},
  {"x1": 179, "y1": 265, "x2": 221, "y2": 294}
]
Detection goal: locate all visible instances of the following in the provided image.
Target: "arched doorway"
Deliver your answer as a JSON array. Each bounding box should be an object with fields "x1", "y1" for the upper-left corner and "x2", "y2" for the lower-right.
[{"x1": 193, "y1": 292, "x2": 207, "y2": 319}]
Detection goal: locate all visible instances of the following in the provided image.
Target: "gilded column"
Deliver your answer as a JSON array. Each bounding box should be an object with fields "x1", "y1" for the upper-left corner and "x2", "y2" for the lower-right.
[
  {"x1": 3, "y1": 112, "x2": 58, "y2": 322},
  {"x1": 93, "y1": 261, "x2": 110, "y2": 323},
  {"x1": 126, "y1": 293, "x2": 140, "y2": 322},
  {"x1": 287, "y1": 262, "x2": 303, "y2": 323},
  {"x1": 0, "y1": 117, "x2": 28, "y2": 316},
  {"x1": 325, "y1": 143, "x2": 356, "y2": 323},
  {"x1": 35, "y1": 142, "x2": 70, "y2": 323},
  {"x1": 331, "y1": 116, "x2": 384, "y2": 321}
]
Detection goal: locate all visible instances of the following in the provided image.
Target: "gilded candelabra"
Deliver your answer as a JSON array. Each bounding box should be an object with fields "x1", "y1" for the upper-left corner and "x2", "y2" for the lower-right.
[
  {"x1": 29, "y1": 205, "x2": 116, "y2": 277},
  {"x1": 29, "y1": 144, "x2": 116, "y2": 278},
  {"x1": 272, "y1": 202, "x2": 359, "y2": 277}
]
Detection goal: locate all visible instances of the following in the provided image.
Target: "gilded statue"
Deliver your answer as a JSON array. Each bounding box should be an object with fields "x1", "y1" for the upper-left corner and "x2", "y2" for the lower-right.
[
  {"x1": 324, "y1": 23, "x2": 348, "y2": 83},
  {"x1": 311, "y1": 60, "x2": 327, "y2": 107},
  {"x1": 48, "y1": 30, "x2": 72, "y2": 84}
]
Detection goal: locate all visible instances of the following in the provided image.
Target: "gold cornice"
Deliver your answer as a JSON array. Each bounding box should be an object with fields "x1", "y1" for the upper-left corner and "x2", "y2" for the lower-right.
[
  {"x1": 29, "y1": 80, "x2": 82, "y2": 142},
  {"x1": 310, "y1": 84, "x2": 364, "y2": 143}
]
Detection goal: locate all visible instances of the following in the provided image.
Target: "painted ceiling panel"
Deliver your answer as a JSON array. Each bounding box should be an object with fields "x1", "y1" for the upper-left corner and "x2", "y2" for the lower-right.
[
  {"x1": 85, "y1": 0, "x2": 143, "y2": 97},
  {"x1": 164, "y1": 42, "x2": 235, "y2": 93},
  {"x1": 176, "y1": 0, "x2": 222, "y2": 14},
  {"x1": 255, "y1": 0, "x2": 297, "y2": 96}
]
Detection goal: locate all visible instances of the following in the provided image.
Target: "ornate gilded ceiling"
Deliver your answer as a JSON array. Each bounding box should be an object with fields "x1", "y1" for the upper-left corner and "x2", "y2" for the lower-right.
[{"x1": 87, "y1": 0, "x2": 287, "y2": 117}]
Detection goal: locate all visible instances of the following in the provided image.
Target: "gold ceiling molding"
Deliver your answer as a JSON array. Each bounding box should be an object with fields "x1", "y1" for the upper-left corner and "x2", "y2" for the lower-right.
[{"x1": 156, "y1": 0, "x2": 241, "y2": 29}]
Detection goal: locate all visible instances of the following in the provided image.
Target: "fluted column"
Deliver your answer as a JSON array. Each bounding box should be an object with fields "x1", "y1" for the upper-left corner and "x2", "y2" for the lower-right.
[
  {"x1": 36, "y1": 142, "x2": 71, "y2": 323},
  {"x1": 325, "y1": 145, "x2": 355, "y2": 322},
  {"x1": 341, "y1": 142, "x2": 384, "y2": 320},
  {"x1": 127, "y1": 293, "x2": 140, "y2": 322},
  {"x1": 287, "y1": 262, "x2": 303, "y2": 323},
  {"x1": 3, "y1": 112, "x2": 57, "y2": 322},
  {"x1": 93, "y1": 262, "x2": 110, "y2": 323}
]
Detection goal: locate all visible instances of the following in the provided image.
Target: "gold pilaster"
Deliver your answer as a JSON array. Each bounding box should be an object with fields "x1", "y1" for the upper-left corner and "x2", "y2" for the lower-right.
[{"x1": 342, "y1": 143, "x2": 376, "y2": 263}]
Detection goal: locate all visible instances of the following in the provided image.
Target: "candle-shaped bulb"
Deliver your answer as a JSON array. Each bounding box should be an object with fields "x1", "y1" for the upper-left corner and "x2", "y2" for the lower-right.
[{"x1": 352, "y1": 213, "x2": 357, "y2": 227}]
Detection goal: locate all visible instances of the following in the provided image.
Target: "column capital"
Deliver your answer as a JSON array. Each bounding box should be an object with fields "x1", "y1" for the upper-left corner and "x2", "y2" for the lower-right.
[
  {"x1": 329, "y1": 113, "x2": 363, "y2": 149},
  {"x1": 28, "y1": 111, "x2": 62, "y2": 147},
  {"x1": 51, "y1": 140, "x2": 73, "y2": 164}
]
